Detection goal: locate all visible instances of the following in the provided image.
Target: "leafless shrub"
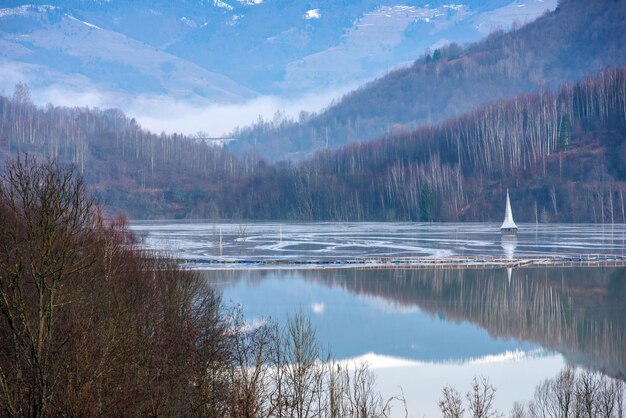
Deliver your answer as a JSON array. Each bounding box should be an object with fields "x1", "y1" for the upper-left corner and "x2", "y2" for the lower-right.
[
  {"x1": 439, "y1": 386, "x2": 464, "y2": 418},
  {"x1": 525, "y1": 368, "x2": 624, "y2": 418},
  {"x1": 325, "y1": 360, "x2": 397, "y2": 418},
  {"x1": 439, "y1": 376, "x2": 502, "y2": 418},
  {"x1": 227, "y1": 310, "x2": 403, "y2": 418},
  {"x1": 228, "y1": 308, "x2": 274, "y2": 418},
  {"x1": 466, "y1": 377, "x2": 502, "y2": 418},
  {"x1": 509, "y1": 402, "x2": 526, "y2": 418}
]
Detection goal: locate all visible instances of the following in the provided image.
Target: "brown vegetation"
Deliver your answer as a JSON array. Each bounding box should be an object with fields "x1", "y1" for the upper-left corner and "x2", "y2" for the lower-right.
[
  {"x1": 0, "y1": 156, "x2": 234, "y2": 416},
  {"x1": 1, "y1": 66, "x2": 625, "y2": 221},
  {"x1": 0, "y1": 156, "x2": 401, "y2": 417}
]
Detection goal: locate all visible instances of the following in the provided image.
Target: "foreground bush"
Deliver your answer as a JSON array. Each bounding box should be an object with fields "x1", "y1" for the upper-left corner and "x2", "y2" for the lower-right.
[
  {"x1": 0, "y1": 157, "x2": 232, "y2": 416},
  {"x1": 0, "y1": 156, "x2": 399, "y2": 418}
]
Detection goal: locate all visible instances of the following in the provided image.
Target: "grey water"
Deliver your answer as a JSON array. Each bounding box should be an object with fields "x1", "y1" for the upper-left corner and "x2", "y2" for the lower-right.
[
  {"x1": 131, "y1": 222, "x2": 626, "y2": 267},
  {"x1": 131, "y1": 222, "x2": 626, "y2": 416}
]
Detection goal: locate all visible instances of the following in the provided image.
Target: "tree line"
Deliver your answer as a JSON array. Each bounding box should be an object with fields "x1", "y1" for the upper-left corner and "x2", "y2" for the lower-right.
[
  {"x1": 0, "y1": 83, "x2": 263, "y2": 218},
  {"x1": 440, "y1": 370, "x2": 624, "y2": 418}
]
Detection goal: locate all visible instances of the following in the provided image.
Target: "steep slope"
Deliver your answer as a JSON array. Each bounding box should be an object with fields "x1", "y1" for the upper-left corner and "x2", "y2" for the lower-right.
[
  {"x1": 279, "y1": 0, "x2": 557, "y2": 94},
  {"x1": 0, "y1": 5, "x2": 257, "y2": 103},
  {"x1": 230, "y1": 0, "x2": 626, "y2": 160},
  {"x1": 168, "y1": 0, "x2": 550, "y2": 94}
]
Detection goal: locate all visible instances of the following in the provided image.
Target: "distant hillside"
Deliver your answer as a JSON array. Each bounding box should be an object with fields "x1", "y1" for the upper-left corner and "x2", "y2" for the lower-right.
[
  {"x1": 0, "y1": 85, "x2": 253, "y2": 218},
  {"x1": 0, "y1": 68, "x2": 624, "y2": 222},
  {"x1": 222, "y1": 68, "x2": 626, "y2": 222},
  {"x1": 230, "y1": 0, "x2": 626, "y2": 160},
  {"x1": 166, "y1": 0, "x2": 545, "y2": 94},
  {"x1": 0, "y1": 4, "x2": 257, "y2": 103}
]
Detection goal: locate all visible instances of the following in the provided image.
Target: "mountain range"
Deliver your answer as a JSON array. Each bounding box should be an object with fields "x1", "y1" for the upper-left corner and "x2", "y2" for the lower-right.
[
  {"x1": 230, "y1": 0, "x2": 626, "y2": 160},
  {"x1": 1, "y1": 0, "x2": 556, "y2": 109}
]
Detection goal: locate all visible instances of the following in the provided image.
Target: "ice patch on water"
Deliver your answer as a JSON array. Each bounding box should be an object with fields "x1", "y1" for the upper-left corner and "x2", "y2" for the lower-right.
[{"x1": 130, "y1": 222, "x2": 626, "y2": 270}]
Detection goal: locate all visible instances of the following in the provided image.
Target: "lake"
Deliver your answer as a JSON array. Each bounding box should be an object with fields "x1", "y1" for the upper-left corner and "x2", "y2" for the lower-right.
[{"x1": 131, "y1": 222, "x2": 626, "y2": 416}]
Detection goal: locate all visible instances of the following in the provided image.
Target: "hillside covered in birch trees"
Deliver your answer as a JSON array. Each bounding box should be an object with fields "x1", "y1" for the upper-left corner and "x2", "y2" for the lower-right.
[{"x1": 0, "y1": 68, "x2": 624, "y2": 222}]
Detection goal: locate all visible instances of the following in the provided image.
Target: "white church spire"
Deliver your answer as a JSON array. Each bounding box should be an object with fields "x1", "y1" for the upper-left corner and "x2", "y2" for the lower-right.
[{"x1": 500, "y1": 189, "x2": 518, "y2": 235}]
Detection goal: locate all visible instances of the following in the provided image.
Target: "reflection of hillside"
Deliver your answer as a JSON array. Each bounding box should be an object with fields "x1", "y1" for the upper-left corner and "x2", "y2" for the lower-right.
[
  {"x1": 207, "y1": 267, "x2": 626, "y2": 378},
  {"x1": 307, "y1": 268, "x2": 626, "y2": 378}
]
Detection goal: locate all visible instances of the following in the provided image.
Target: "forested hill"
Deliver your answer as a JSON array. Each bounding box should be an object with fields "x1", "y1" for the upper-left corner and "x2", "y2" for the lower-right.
[
  {"x1": 0, "y1": 87, "x2": 258, "y2": 218},
  {"x1": 1, "y1": 69, "x2": 624, "y2": 222},
  {"x1": 229, "y1": 0, "x2": 626, "y2": 161},
  {"x1": 225, "y1": 68, "x2": 626, "y2": 222}
]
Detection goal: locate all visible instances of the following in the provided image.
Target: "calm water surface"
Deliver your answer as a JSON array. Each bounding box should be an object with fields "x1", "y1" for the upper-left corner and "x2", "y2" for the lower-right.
[{"x1": 131, "y1": 222, "x2": 626, "y2": 416}]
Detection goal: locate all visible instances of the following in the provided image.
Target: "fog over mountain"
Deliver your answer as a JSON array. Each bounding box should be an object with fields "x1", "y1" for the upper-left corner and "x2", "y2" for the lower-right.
[{"x1": 0, "y1": 0, "x2": 556, "y2": 136}]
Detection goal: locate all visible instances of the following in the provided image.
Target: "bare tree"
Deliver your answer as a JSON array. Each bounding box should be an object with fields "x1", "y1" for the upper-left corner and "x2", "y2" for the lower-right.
[
  {"x1": 509, "y1": 402, "x2": 526, "y2": 418},
  {"x1": 525, "y1": 368, "x2": 624, "y2": 418},
  {"x1": 281, "y1": 311, "x2": 323, "y2": 418},
  {"x1": 439, "y1": 386, "x2": 465, "y2": 418},
  {"x1": 575, "y1": 370, "x2": 599, "y2": 418},
  {"x1": 0, "y1": 156, "x2": 97, "y2": 417},
  {"x1": 228, "y1": 308, "x2": 274, "y2": 418},
  {"x1": 466, "y1": 377, "x2": 502, "y2": 418}
]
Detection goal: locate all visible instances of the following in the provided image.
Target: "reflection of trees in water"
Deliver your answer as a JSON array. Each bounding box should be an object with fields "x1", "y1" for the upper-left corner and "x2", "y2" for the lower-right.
[
  {"x1": 309, "y1": 267, "x2": 626, "y2": 379},
  {"x1": 204, "y1": 267, "x2": 626, "y2": 378},
  {"x1": 339, "y1": 268, "x2": 624, "y2": 378}
]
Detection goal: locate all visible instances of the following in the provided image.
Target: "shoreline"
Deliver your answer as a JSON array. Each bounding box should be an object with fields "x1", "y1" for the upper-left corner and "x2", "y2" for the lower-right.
[{"x1": 181, "y1": 254, "x2": 626, "y2": 271}]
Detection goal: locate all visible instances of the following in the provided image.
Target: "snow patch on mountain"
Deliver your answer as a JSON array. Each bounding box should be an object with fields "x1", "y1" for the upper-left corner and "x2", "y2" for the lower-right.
[
  {"x1": 226, "y1": 14, "x2": 242, "y2": 26},
  {"x1": 304, "y1": 9, "x2": 321, "y2": 20},
  {"x1": 234, "y1": 0, "x2": 263, "y2": 5},
  {"x1": 443, "y1": 4, "x2": 465, "y2": 11},
  {"x1": 284, "y1": 4, "x2": 462, "y2": 91},
  {"x1": 473, "y1": 0, "x2": 557, "y2": 34},
  {"x1": 0, "y1": 5, "x2": 59, "y2": 19},
  {"x1": 180, "y1": 17, "x2": 197, "y2": 28},
  {"x1": 213, "y1": 0, "x2": 233, "y2": 11},
  {"x1": 67, "y1": 15, "x2": 102, "y2": 30}
]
